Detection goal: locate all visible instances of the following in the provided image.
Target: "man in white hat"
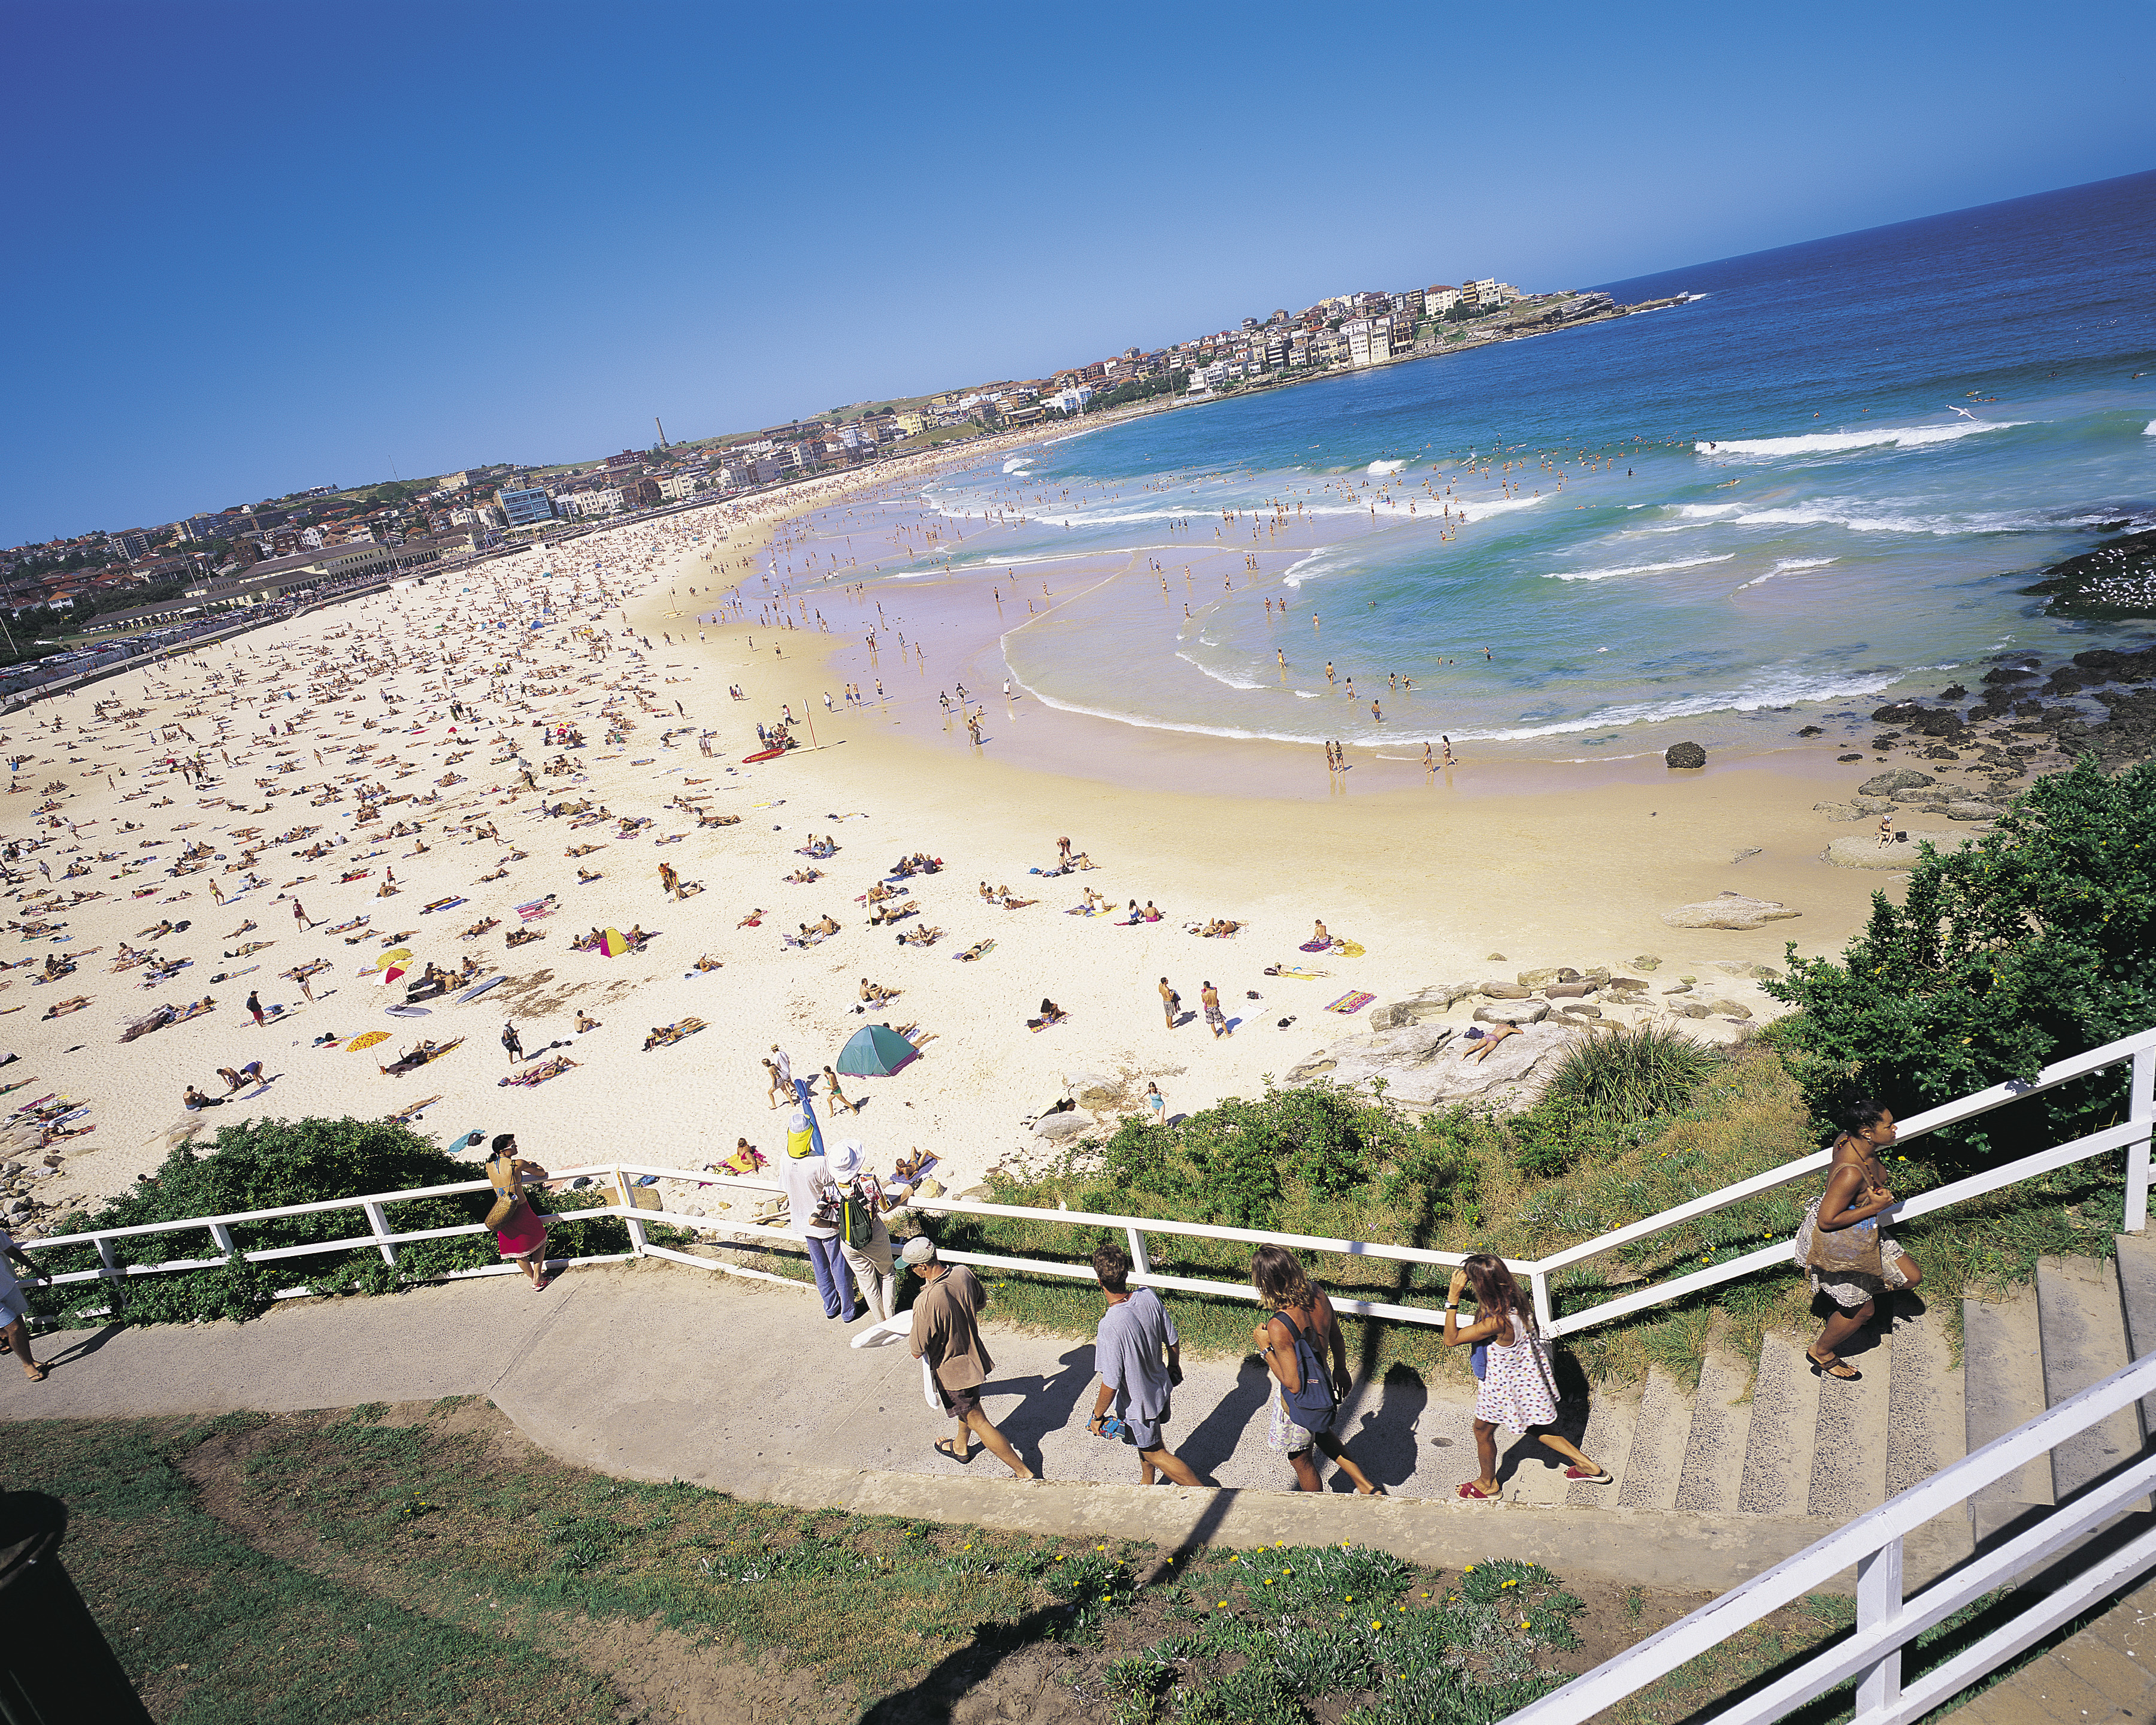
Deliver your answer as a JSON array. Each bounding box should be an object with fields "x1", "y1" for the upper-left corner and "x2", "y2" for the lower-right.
[{"x1": 903, "y1": 1235, "x2": 1032, "y2": 1478}]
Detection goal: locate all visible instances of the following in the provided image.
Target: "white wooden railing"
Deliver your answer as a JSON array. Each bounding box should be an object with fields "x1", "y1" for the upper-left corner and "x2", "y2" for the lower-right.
[
  {"x1": 19, "y1": 1030, "x2": 2156, "y2": 1345},
  {"x1": 1507, "y1": 1348, "x2": 2156, "y2": 1725}
]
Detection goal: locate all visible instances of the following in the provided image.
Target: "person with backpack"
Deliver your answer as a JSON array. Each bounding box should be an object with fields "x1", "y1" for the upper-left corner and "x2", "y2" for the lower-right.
[
  {"x1": 1443, "y1": 1252, "x2": 1612, "y2": 1499},
  {"x1": 780, "y1": 1101, "x2": 858, "y2": 1321},
  {"x1": 829, "y1": 1139, "x2": 894, "y2": 1322},
  {"x1": 1249, "y1": 1244, "x2": 1382, "y2": 1495}
]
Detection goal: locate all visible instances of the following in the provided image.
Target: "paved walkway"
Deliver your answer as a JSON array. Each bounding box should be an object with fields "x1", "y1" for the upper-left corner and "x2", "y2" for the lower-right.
[{"x1": 0, "y1": 1259, "x2": 1936, "y2": 1594}]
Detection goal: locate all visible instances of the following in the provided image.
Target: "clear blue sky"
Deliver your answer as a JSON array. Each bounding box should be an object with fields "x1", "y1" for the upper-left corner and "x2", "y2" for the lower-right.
[{"x1": 5, "y1": 1, "x2": 2151, "y2": 547}]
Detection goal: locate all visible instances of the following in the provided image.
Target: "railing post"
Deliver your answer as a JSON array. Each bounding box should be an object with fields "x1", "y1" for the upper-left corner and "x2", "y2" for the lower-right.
[
  {"x1": 2127, "y1": 1046, "x2": 2155, "y2": 1236},
  {"x1": 614, "y1": 1166, "x2": 648, "y2": 1256},
  {"x1": 1127, "y1": 1227, "x2": 1151, "y2": 1278},
  {"x1": 208, "y1": 1223, "x2": 236, "y2": 1256},
  {"x1": 1853, "y1": 1536, "x2": 1905, "y2": 1724},
  {"x1": 362, "y1": 1202, "x2": 398, "y2": 1266},
  {"x1": 1531, "y1": 1268, "x2": 1555, "y2": 1339}
]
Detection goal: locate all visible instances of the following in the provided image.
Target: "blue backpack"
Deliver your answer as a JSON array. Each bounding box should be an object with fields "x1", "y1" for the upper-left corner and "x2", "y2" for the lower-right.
[{"x1": 1272, "y1": 1309, "x2": 1337, "y2": 1435}]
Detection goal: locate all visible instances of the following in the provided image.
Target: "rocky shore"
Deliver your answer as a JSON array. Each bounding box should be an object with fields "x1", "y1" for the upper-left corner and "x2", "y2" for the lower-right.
[
  {"x1": 1798, "y1": 639, "x2": 2156, "y2": 854},
  {"x1": 2022, "y1": 526, "x2": 2156, "y2": 619}
]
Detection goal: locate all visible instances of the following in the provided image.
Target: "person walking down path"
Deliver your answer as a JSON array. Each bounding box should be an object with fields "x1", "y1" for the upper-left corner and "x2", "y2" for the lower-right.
[
  {"x1": 780, "y1": 1103, "x2": 858, "y2": 1322},
  {"x1": 1249, "y1": 1245, "x2": 1382, "y2": 1495},
  {"x1": 831, "y1": 1139, "x2": 895, "y2": 1323},
  {"x1": 501, "y1": 1021, "x2": 523, "y2": 1064},
  {"x1": 1795, "y1": 1098, "x2": 1923, "y2": 1382},
  {"x1": 1443, "y1": 1253, "x2": 1610, "y2": 1499},
  {"x1": 0, "y1": 1224, "x2": 52, "y2": 1381},
  {"x1": 904, "y1": 1235, "x2": 1032, "y2": 1478},
  {"x1": 484, "y1": 1133, "x2": 553, "y2": 1291},
  {"x1": 1086, "y1": 1244, "x2": 1204, "y2": 1487}
]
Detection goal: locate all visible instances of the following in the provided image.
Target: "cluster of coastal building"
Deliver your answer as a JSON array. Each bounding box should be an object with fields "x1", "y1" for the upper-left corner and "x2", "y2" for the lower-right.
[{"x1": 1, "y1": 273, "x2": 1557, "y2": 699}]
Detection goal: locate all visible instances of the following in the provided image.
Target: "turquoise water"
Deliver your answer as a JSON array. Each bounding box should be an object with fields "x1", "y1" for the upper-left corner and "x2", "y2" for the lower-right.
[{"x1": 776, "y1": 172, "x2": 2156, "y2": 760}]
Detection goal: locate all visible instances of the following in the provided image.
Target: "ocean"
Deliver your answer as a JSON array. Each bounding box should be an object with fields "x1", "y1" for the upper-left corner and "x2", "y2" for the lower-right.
[{"x1": 762, "y1": 170, "x2": 2156, "y2": 764}]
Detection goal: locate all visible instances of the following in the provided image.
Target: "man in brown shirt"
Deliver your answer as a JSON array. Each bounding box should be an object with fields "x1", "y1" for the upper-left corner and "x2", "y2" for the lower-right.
[{"x1": 903, "y1": 1236, "x2": 1033, "y2": 1478}]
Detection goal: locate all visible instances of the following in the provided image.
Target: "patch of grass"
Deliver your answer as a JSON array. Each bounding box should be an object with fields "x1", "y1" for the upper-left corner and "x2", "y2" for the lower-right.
[{"x1": 1542, "y1": 1022, "x2": 1726, "y2": 1125}]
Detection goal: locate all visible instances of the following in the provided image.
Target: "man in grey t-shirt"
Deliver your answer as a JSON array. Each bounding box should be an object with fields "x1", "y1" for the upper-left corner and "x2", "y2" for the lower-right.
[{"x1": 1086, "y1": 1243, "x2": 1205, "y2": 1487}]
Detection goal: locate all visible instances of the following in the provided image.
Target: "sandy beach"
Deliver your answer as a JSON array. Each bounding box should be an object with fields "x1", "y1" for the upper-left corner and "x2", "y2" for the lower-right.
[{"x1": 0, "y1": 444, "x2": 1982, "y2": 1239}]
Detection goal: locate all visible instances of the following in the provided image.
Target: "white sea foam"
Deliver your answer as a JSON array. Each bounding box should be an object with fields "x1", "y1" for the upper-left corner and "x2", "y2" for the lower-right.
[
  {"x1": 2146, "y1": 420, "x2": 2156, "y2": 437},
  {"x1": 1001, "y1": 458, "x2": 1035, "y2": 474},
  {"x1": 1543, "y1": 553, "x2": 1735, "y2": 583},
  {"x1": 1734, "y1": 556, "x2": 1839, "y2": 591},
  {"x1": 1018, "y1": 661, "x2": 1912, "y2": 749},
  {"x1": 1175, "y1": 650, "x2": 1267, "y2": 691},
  {"x1": 1695, "y1": 420, "x2": 2028, "y2": 459},
  {"x1": 1280, "y1": 549, "x2": 1336, "y2": 589},
  {"x1": 1367, "y1": 459, "x2": 1408, "y2": 475}
]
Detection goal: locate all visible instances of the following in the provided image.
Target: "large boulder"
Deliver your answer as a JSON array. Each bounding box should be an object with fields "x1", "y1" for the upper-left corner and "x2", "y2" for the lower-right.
[
  {"x1": 1858, "y1": 768, "x2": 1936, "y2": 795},
  {"x1": 1660, "y1": 892, "x2": 1800, "y2": 931},
  {"x1": 1473, "y1": 1000, "x2": 1551, "y2": 1025},
  {"x1": 1824, "y1": 833, "x2": 1976, "y2": 870},
  {"x1": 1946, "y1": 801, "x2": 2004, "y2": 821},
  {"x1": 1665, "y1": 741, "x2": 1707, "y2": 769},
  {"x1": 1065, "y1": 1072, "x2": 1119, "y2": 1109},
  {"x1": 1034, "y1": 1111, "x2": 1094, "y2": 1141},
  {"x1": 1366, "y1": 980, "x2": 1481, "y2": 1031}
]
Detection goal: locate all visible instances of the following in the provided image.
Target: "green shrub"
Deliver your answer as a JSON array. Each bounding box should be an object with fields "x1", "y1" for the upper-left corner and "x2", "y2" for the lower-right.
[
  {"x1": 34, "y1": 1116, "x2": 635, "y2": 1325},
  {"x1": 1766, "y1": 755, "x2": 2156, "y2": 1170},
  {"x1": 1539, "y1": 1022, "x2": 1723, "y2": 1122}
]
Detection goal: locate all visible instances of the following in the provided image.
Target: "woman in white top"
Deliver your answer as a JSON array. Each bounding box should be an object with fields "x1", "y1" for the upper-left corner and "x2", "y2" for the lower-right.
[{"x1": 1442, "y1": 1252, "x2": 1611, "y2": 1500}]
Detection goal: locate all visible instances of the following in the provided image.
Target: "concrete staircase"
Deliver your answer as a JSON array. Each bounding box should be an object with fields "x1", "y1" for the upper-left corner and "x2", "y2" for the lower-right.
[{"x1": 1501, "y1": 1236, "x2": 2156, "y2": 1558}]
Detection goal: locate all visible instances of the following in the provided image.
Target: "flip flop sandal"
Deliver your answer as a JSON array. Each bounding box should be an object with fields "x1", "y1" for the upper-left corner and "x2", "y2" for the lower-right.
[
  {"x1": 1455, "y1": 1482, "x2": 1496, "y2": 1500},
  {"x1": 1564, "y1": 1467, "x2": 1614, "y2": 1484},
  {"x1": 1807, "y1": 1352, "x2": 1861, "y2": 1381},
  {"x1": 934, "y1": 1438, "x2": 973, "y2": 1463}
]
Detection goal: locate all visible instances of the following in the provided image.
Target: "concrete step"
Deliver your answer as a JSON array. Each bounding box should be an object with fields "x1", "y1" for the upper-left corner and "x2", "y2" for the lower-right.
[
  {"x1": 1674, "y1": 1351, "x2": 1755, "y2": 1514},
  {"x1": 1807, "y1": 1321, "x2": 1893, "y2": 1519},
  {"x1": 1964, "y1": 1288, "x2": 2055, "y2": 1546},
  {"x1": 1615, "y1": 1367, "x2": 1691, "y2": 1511},
  {"x1": 1737, "y1": 1331, "x2": 1823, "y2": 1517},
  {"x1": 2113, "y1": 1231, "x2": 2156, "y2": 1434},
  {"x1": 1564, "y1": 1389, "x2": 1637, "y2": 1508},
  {"x1": 1884, "y1": 1301, "x2": 1966, "y2": 1499},
  {"x1": 2036, "y1": 1254, "x2": 2146, "y2": 1502}
]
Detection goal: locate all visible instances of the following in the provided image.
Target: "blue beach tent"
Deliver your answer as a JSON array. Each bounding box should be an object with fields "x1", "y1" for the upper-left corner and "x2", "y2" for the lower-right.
[{"x1": 835, "y1": 1023, "x2": 918, "y2": 1077}]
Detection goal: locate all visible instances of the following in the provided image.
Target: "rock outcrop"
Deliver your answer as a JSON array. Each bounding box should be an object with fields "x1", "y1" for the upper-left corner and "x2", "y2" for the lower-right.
[
  {"x1": 1665, "y1": 740, "x2": 1707, "y2": 769},
  {"x1": 1660, "y1": 892, "x2": 1800, "y2": 931},
  {"x1": 1284, "y1": 1020, "x2": 1579, "y2": 1112},
  {"x1": 1824, "y1": 833, "x2": 1976, "y2": 870}
]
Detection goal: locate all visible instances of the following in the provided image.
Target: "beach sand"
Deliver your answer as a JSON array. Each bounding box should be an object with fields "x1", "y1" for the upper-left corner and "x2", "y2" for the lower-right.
[{"x1": 0, "y1": 447, "x2": 1969, "y2": 1239}]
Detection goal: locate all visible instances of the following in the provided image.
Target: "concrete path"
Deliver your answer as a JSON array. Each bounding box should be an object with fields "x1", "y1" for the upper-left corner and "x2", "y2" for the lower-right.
[{"x1": 0, "y1": 1260, "x2": 1950, "y2": 1594}]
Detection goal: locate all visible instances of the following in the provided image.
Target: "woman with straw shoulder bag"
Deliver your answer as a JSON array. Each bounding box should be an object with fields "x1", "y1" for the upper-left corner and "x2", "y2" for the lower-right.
[
  {"x1": 485, "y1": 1133, "x2": 554, "y2": 1291},
  {"x1": 1792, "y1": 1099, "x2": 1922, "y2": 1382}
]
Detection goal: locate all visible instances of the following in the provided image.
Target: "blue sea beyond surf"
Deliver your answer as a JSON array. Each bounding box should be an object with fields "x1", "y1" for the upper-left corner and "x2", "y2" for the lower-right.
[{"x1": 777, "y1": 170, "x2": 2156, "y2": 761}]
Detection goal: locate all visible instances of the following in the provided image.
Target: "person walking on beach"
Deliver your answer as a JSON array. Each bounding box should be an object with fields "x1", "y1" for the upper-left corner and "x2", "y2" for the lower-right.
[
  {"x1": 1250, "y1": 1245, "x2": 1382, "y2": 1495},
  {"x1": 1159, "y1": 976, "x2": 1180, "y2": 1030},
  {"x1": 293, "y1": 898, "x2": 316, "y2": 931},
  {"x1": 246, "y1": 989, "x2": 264, "y2": 1027},
  {"x1": 905, "y1": 1236, "x2": 1032, "y2": 1478},
  {"x1": 1086, "y1": 1243, "x2": 1204, "y2": 1486},
  {"x1": 502, "y1": 1020, "x2": 523, "y2": 1064},
  {"x1": 1201, "y1": 980, "x2": 1228, "y2": 1039},
  {"x1": 485, "y1": 1133, "x2": 554, "y2": 1291},
  {"x1": 821, "y1": 1065, "x2": 859, "y2": 1115},
  {"x1": 1444, "y1": 1253, "x2": 1611, "y2": 1497},
  {"x1": 1797, "y1": 1099, "x2": 1922, "y2": 1382}
]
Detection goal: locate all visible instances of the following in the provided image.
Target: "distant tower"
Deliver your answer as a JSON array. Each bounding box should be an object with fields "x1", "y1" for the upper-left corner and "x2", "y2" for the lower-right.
[{"x1": 655, "y1": 417, "x2": 668, "y2": 449}]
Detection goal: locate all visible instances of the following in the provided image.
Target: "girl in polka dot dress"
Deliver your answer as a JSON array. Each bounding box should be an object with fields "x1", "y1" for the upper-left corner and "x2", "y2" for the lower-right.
[{"x1": 1442, "y1": 1253, "x2": 1612, "y2": 1499}]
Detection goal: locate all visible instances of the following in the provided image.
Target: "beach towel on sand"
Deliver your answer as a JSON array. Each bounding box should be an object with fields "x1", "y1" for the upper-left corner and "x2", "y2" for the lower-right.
[{"x1": 1324, "y1": 991, "x2": 1375, "y2": 1015}]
